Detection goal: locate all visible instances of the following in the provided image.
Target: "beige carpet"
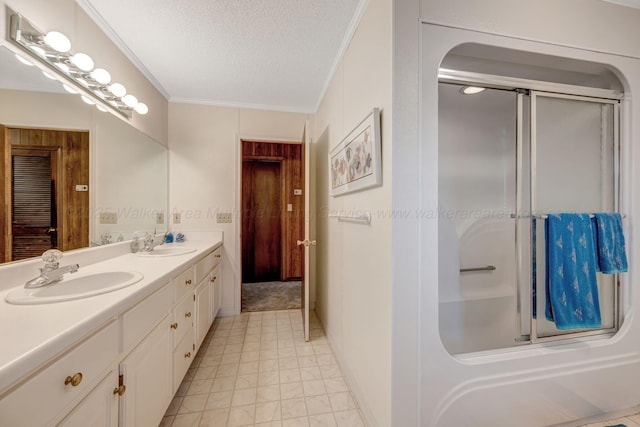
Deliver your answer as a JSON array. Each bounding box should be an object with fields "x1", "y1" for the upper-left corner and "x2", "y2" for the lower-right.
[{"x1": 241, "y1": 281, "x2": 301, "y2": 312}]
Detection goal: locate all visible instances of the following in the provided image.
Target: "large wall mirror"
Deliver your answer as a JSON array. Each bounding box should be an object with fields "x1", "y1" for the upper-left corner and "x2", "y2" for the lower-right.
[{"x1": 0, "y1": 45, "x2": 167, "y2": 263}]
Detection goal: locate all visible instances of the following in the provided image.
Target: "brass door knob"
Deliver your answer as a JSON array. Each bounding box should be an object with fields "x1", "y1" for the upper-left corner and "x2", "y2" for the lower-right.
[
  {"x1": 64, "y1": 372, "x2": 83, "y2": 387},
  {"x1": 113, "y1": 385, "x2": 126, "y2": 396},
  {"x1": 170, "y1": 323, "x2": 178, "y2": 329},
  {"x1": 184, "y1": 352, "x2": 191, "y2": 358},
  {"x1": 185, "y1": 312, "x2": 192, "y2": 318},
  {"x1": 185, "y1": 279, "x2": 192, "y2": 285}
]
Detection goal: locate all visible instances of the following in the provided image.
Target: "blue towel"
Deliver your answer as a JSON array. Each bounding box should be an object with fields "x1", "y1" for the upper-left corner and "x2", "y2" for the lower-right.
[
  {"x1": 594, "y1": 213, "x2": 628, "y2": 274},
  {"x1": 545, "y1": 213, "x2": 601, "y2": 329}
]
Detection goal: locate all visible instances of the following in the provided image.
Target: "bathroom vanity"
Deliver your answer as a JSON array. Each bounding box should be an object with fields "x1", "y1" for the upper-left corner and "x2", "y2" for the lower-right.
[{"x1": 0, "y1": 234, "x2": 223, "y2": 426}]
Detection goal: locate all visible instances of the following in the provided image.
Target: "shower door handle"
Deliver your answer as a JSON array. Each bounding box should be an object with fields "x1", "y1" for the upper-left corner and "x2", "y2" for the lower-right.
[{"x1": 460, "y1": 265, "x2": 496, "y2": 273}]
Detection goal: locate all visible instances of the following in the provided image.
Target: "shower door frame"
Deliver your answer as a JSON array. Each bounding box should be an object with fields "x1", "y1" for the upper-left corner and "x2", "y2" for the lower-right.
[
  {"x1": 528, "y1": 90, "x2": 621, "y2": 344},
  {"x1": 439, "y1": 68, "x2": 624, "y2": 348}
]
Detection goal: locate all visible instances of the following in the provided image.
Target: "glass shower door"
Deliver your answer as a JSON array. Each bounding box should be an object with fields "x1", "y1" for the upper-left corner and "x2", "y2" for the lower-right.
[{"x1": 531, "y1": 92, "x2": 619, "y2": 340}]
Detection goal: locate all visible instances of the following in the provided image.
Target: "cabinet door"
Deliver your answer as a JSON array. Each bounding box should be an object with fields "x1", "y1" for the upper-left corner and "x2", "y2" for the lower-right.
[
  {"x1": 119, "y1": 314, "x2": 173, "y2": 427},
  {"x1": 58, "y1": 369, "x2": 118, "y2": 427},
  {"x1": 194, "y1": 277, "x2": 211, "y2": 351},
  {"x1": 211, "y1": 265, "x2": 221, "y2": 318}
]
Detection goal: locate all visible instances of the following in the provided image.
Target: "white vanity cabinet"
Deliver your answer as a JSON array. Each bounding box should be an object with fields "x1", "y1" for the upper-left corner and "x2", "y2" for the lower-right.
[
  {"x1": 58, "y1": 369, "x2": 119, "y2": 427},
  {"x1": 0, "y1": 320, "x2": 119, "y2": 426},
  {"x1": 119, "y1": 313, "x2": 174, "y2": 427},
  {"x1": 0, "y1": 242, "x2": 223, "y2": 427}
]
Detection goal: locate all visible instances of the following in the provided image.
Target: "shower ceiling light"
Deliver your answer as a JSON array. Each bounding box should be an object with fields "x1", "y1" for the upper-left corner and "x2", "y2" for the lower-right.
[
  {"x1": 14, "y1": 53, "x2": 32, "y2": 66},
  {"x1": 460, "y1": 86, "x2": 487, "y2": 95},
  {"x1": 8, "y1": 12, "x2": 149, "y2": 119}
]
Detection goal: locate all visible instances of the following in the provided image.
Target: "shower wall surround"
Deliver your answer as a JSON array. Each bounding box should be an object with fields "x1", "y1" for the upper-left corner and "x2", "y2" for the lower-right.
[{"x1": 418, "y1": 24, "x2": 640, "y2": 426}]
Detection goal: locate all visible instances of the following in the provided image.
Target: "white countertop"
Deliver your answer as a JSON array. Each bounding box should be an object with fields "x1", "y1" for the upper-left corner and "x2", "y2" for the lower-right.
[{"x1": 0, "y1": 235, "x2": 222, "y2": 395}]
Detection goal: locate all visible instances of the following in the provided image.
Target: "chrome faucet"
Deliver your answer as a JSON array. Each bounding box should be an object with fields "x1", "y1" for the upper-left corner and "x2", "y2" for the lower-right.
[
  {"x1": 25, "y1": 249, "x2": 79, "y2": 289},
  {"x1": 130, "y1": 230, "x2": 165, "y2": 253}
]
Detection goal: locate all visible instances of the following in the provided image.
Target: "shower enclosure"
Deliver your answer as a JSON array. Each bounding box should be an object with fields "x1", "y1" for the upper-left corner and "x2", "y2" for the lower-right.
[{"x1": 438, "y1": 70, "x2": 621, "y2": 354}]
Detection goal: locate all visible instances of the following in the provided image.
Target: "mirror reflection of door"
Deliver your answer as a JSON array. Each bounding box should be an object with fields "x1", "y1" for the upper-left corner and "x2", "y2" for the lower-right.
[
  {"x1": 1, "y1": 125, "x2": 89, "y2": 263},
  {"x1": 11, "y1": 148, "x2": 58, "y2": 260}
]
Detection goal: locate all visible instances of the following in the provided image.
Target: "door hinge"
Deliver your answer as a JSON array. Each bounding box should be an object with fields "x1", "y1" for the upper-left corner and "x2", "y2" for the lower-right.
[
  {"x1": 119, "y1": 374, "x2": 124, "y2": 387},
  {"x1": 193, "y1": 294, "x2": 196, "y2": 301},
  {"x1": 193, "y1": 343, "x2": 195, "y2": 351}
]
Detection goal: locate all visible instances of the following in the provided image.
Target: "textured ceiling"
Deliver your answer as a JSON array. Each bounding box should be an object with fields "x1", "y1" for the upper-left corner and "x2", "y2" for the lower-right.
[{"x1": 79, "y1": 0, "x2": 363, "y2": 113}]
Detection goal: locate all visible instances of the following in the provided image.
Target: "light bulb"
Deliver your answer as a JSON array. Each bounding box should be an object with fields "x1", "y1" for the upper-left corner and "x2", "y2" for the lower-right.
[
  {"x1": 81, "y1": 96, "x2": 95, "y2": 105},
  {"x1": 108, "y1": 82, "x2": 126, "y2": 97},
  {"x1": 71, "y1": 53, "x2": 94, "y2": 72},
  {"x1": 96, "y1": 104, "x2": 108, "y2": 112},
  {"x1": 90, "y1": 68, "x2": 111, "y2": 84},
  {"x1": 134, "y1": 103, "x2": 149, "y2": 115},
  {"x1": 44, "y1": 31, "x2": 71, "y2": 53},
  {"x1": 15, "y1": 54, "x2": 33, "y2": 66},
  {"x1": 62, "y1": 84, "x2": 78, "y2": 94},
  {"x1": 122, "y1": 94, "x2": 138, "y2": 108},
  {"x1": 42, "y1": 70, "x2": 56, "y2": 80}
]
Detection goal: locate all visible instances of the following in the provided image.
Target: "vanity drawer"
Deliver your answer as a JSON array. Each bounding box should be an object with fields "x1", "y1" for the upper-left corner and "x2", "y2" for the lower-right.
[
  {"x1": 122, "y1": 282, "x2": 173, "y2": 354},
  {"x1": 173, "y1": 329, "x2": 195, "y2": 393},
  {"x1": 0, "y1": 321, "x2": 118, "y2": 426},
  {"x1": 195, "y1": 253, "x2": 215, "y2": 283},
  {"x1": 175, "y1": 266, "x2": 195, "y2": 300},
  {"x1": 211, "y1": 246, "x2": 222, "y2": 268},
  {"x1": 172, "y1": 292, "x2": 194, "y2": 348}
]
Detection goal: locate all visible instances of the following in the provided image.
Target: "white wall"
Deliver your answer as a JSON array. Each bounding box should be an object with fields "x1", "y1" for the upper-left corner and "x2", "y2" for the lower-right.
[
  {"x1": 313, "y1": 0, "x2": 392, "y2": 424},
  {"x1": 390, "y1": 0, "x2": 640, "y2": 425},
  {"x1": 0, "y1": 0, "x2": 168, "y2": 145},
  {"x1": 168, "y1": 104, "x2": 309, "y2": 315}
]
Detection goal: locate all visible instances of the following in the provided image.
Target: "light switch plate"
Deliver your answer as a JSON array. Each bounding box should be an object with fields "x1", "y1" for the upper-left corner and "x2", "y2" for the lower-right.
[
  {"x1": 99, "y1": 212, "x2": 117, "y2": 224},
  {"x1": 287, "y1": 204, "x2": 293, "y2": 212},
  {"x1": 156, "y1": 212, "x2": 165, "y2": 224},
  {"x1": 173, "y1": 213, "x2": 181, "y2": 224},
  {"x1": 75, "y1": 184, "x2": 88, "y2": 192},
  {"x1": 217, "y1": 212, "x2": 232, "y2": 223}
]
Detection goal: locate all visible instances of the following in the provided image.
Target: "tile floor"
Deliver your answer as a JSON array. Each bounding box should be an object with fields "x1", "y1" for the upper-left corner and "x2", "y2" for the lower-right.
[
  {"x1": 579, "y1": 413, "x2": 640, "y2": 427},
  {"x1": 160, "y1": 309, "x2": 366, "y2": 427}
]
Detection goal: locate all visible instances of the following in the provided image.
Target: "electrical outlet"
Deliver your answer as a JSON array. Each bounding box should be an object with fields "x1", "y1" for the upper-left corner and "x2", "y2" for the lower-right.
[
  {"x1": 173, "y1": 213, "x2": 181, "y2": 224},
  {"x1": 217, "y1": 212, "x2": 232, "y2": 223},
  {"x1": 156, "y1": 212, "x2": 165, "y2": 224},
  {"x1": 99, "y1": 212, "x2": 117, "y2": 224}
]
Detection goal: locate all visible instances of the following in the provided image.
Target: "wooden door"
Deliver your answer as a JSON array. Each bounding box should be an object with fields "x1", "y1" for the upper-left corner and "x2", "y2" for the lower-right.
[
  {"x1": 242, "y1": 160, "x2": 282, "y2": 282},
  {"x1": 299, "y1": 122, "x2": 312, "y2": 341},
  {"x1": 11, "y1": 148, "x2": 58, "y2": 260}
]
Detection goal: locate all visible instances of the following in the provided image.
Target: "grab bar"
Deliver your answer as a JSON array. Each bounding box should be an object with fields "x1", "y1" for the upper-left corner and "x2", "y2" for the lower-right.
[{"x1": 460, "y1": 265, "x2": 496, "y2": 273}]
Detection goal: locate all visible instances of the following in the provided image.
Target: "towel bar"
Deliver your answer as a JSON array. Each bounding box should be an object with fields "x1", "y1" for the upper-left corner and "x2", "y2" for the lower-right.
[
  {"x1": 460, "y1": 265, "x2": 496, "y2": 273},
  {"x1": 328, "y1": 211, "x2": 372, "y2": 224}
]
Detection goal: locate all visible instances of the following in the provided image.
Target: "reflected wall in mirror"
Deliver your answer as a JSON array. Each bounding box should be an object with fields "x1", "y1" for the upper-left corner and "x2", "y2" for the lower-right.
[{"x1": 0, "y1": 46, "x2": 167, "y2": 264}]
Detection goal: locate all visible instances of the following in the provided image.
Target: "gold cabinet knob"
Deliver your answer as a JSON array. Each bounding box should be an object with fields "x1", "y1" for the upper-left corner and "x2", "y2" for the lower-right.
[
  {"x1": 210, "y1": 276, "x2": 216, "y2": 283},
  {"x1": 170, "y1": 322, "x2": 179, "y2": 329},
  {"x1": 185, "y1": 279, "x2": 192, "y2": 285},
  {"x1": 64, "y1": 372, "x2": 83, "y2": 387},
  {"x1": 185, "y1": 312, "x2": 192, "y2": 318},
  {"x1": 184, "y1": 352, "x2": 191, "y2": 359},
  {"x1": 113, "y1": 385, "x2": 126, "y2": 396},
  {"x1": 214, "y1": 254, "x2": 221, "y2": 258}
]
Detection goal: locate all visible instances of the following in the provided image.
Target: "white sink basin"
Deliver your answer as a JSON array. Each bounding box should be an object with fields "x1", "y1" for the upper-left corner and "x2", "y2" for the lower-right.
[
  {"x1": 136, "y1": 245, "x2": 196, "y2": 257},
  {"x1": 5, "y1": 271, "x2": 144, "y2": 305}
]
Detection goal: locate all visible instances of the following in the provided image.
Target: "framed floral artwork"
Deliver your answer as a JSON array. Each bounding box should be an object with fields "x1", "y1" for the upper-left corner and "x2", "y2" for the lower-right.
[{"x1": 329, "y1": 108, "x2": 381, "y2": 197}]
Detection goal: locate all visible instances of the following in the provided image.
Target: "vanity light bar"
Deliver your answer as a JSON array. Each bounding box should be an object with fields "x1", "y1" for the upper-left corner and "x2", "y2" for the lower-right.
[{"x1": 8, "y1": 12, "x2": 148, "y2": 119}]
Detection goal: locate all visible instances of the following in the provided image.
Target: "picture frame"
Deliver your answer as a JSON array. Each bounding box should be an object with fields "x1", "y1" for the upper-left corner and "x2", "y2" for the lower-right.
[{"x1": 329, "y1": 108, "x2": 381, "y2": 197}]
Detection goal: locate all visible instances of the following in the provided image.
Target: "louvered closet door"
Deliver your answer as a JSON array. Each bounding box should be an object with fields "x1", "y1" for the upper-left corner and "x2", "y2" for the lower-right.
[{"x1": 11, "y1": 148, "x2": 57, "y2": 260}]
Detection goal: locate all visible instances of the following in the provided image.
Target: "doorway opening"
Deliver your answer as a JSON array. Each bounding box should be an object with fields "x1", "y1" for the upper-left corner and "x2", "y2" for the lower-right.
[{"x1": 240, "y1": 140, "x2": 304, "y2": 312}]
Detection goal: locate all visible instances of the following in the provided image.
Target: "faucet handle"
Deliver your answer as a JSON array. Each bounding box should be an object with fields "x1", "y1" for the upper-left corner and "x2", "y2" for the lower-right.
[{"x1": 42, "y1": 249, "x2": 63, "y2": 268}]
